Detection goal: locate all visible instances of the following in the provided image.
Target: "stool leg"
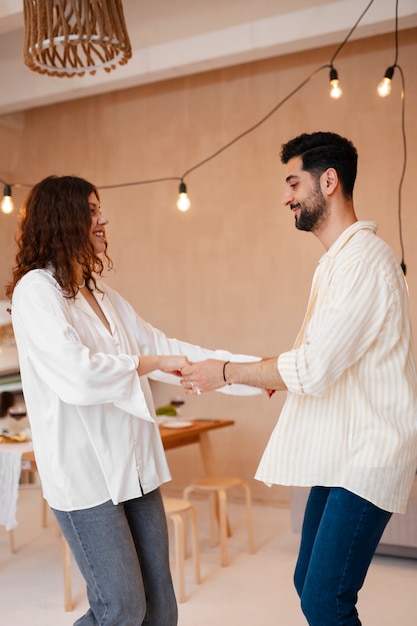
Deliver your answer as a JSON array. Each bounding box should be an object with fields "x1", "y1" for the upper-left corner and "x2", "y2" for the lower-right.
[
  {"x1": 62, "y1": 537, "x2": 74, "y2": 611},
  {"x1": 41, "y1": 497, "x2": 48, "y2": 528},
  {"x1": 241, "y1": 483, "x2": 255, "y2": 554},
  {"x1": 169, "y1": 513, "x2": 186, "y2": 603},
  {"x1": 8, "y1": 529, "x2": 16, "y2": 554},
  {"x1": 189, "y1": 507, "x2": 201, "y2": 584},
  {"x1": 218, "y1": 489, "x2": 229, "y2": 567},
  {"x1": 182, "y1": 508, "x2": 189, "y2": 560},
  {"x1": 208, "y1": 492, "x2": 218, "y2": 547},
  {"x1": 182, "y1": 486, "x2": 198, "y2": 553}
]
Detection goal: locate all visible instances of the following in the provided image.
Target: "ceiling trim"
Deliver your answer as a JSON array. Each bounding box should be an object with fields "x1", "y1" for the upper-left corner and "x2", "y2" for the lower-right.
[{"x1": 0, "y1": 0, "x2": 416, "y2": 115}]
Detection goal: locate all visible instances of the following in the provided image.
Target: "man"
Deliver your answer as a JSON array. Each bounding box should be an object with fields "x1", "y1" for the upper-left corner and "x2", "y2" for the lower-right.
[{"x1": 180, "y1": 132, "x2": 417, "y2": 626}]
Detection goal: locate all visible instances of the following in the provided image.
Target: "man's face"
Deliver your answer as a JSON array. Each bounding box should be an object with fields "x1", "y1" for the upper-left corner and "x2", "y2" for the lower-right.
[{"x1": 282, "y1": 156, "x2": 328, "y2": 233}]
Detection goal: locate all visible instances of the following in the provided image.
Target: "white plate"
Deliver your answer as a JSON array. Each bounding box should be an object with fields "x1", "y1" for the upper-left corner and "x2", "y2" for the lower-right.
[{"x1": 162, "y1": 420, "x2": 193, "y2": 429}]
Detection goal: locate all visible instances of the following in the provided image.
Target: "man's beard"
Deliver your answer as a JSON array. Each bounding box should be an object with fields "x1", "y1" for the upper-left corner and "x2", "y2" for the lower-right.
[{"x1": 294, "y1": 182, "x2": 328, "y2": 232}]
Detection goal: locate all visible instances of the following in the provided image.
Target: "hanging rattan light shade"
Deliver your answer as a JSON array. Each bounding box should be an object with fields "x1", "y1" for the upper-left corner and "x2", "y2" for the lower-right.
[{"x1": 23, "y1": 0, "x2": 132, "y2": 78}]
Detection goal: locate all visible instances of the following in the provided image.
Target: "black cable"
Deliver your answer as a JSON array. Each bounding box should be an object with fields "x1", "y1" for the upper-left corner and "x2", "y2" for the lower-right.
[
  {"x1": 393, "y1": 0, "x2": 399, "y2": 67},
  {"x1": 396, "y1": 64, "x2": 407, "y2": 275},
  {"x1": 182, "y1": 0, "x2": 377, "y2": 180},
  {"x1": 99, "y1": 176, "x2": 181, "y2": 190},
  {"x1": 180, "y1": 64, "x2": 331, "y2": 180},
  {"x1": 330, "y1": 0, "x2": 376, "y2": 66},
  {"x1": 1, "y1": 2, "x2": 379, "y2": 192},
  {"x1": 0, "y1": 0, "x2": 408, "y2": 274}
]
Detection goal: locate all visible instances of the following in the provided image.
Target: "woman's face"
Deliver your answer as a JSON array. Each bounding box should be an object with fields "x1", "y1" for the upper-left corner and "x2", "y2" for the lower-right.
[{"x1": 88, "y1": 192, "x2": 108, "y2": 254}]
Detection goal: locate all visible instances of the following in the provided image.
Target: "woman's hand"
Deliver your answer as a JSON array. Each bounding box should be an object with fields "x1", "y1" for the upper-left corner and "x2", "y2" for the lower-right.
[{"x1": 137, "y1": 355, "x2": 190, "y2": 377}]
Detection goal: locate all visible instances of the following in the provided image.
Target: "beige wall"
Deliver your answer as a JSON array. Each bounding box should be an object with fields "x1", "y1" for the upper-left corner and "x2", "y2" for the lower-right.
[{"x1": 1, "y1": 29, "x2": 416, "y2": 505}]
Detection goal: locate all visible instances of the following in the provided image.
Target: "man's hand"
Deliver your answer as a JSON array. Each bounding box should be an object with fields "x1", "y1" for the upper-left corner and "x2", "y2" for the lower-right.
[
  {"x1": 180, "y1": 359, "x2": 225, "y2": 394},
  {"x1": 180, "y1": 357, "x2": 286, "y2": 395}
]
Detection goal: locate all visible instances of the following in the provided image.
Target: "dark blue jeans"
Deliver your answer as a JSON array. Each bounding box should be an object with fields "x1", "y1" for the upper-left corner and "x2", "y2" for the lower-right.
[
  {"x1": 294, "y1": 487, "x2": 392, "y2": 626},
  {"x1": 52, "y1": 488, "x2": 178, "y2": 626}
]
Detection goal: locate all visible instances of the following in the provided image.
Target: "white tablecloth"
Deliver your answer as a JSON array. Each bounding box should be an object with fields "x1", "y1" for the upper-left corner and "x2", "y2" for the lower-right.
[{"x1": 0, "y1": 441, "x2": 34, "y2": 530}]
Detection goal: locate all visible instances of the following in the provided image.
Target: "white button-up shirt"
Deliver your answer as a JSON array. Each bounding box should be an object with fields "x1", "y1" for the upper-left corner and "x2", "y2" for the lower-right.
[
  {"x1": 256, "y1": 222, "x2": 417, "y2": 513},
  {"x1": 12, "y1": 269, "x2": 258, "y2": 511}
]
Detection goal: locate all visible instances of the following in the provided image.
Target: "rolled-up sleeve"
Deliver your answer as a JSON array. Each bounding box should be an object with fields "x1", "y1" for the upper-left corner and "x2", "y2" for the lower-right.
[{"x1": 278, "y1": 255, "x2": 396, "y2": 397}]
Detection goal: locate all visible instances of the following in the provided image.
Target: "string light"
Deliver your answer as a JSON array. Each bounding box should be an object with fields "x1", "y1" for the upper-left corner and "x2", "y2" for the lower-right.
[
  {"x1": 377, "y1": 66, "x2": 395, "y2": 97},
  {"x1": 377, "y1": 0, "x2": 399, "y2": 100},
  {"x1": 329, "y1": 67, "x2": 342, "y2": 99},
  {"x1": 0, "y1": 0, "x2": 378, "y2": 215},
  {"x1": 176, "y1": 181, "x2": 191, "y2": 212},
  {"x1": 1, "y1": 184, "x2": 14, "y2": 214},
  {"x1": 374, "y1": 0, "x2": 406, "y2": 274},
  {"x1": 0, "y1": 0, "x2": 408, "y2": 272}
]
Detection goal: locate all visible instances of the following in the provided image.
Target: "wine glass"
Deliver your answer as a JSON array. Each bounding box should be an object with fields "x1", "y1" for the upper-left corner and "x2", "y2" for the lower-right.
[{"x1": 170, "y1": 396, "x2": 185, "y2": 417}]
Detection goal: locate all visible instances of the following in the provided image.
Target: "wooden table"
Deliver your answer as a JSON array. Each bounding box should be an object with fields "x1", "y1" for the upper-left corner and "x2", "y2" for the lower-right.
[
  {"x1": 2, "y1": 418, "x2": 235, "y2": 527},
  {"x1": 15, "y1": 417, "x2": 233, "y2": 460},
  {"x1": 159, "y1": 418, "x2": 234, "y2": 476}
]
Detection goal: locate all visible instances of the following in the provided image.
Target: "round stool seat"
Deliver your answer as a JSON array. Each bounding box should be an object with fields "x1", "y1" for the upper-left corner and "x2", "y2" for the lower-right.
[
  {"x1": 189, "y1": 476, "x2": 243, "y2": 490},
  {"x1": 183, "y1": 475, "x2": 254, "y2": 567},
  {"x1": 163, "y1": 497, "x2": 194, "y2": 514}
]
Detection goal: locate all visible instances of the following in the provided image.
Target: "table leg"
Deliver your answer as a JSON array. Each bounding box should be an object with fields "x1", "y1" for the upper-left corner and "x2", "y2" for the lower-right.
[{"x1": 198, "y1": 432, "x2": 216, "y2": 476}]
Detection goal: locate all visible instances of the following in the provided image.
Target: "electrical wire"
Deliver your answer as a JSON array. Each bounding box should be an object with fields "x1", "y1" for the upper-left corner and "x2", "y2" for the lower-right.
[
  {"x1": 99, "y1": 176, "x2": 181, "y2": 190},
  {"x1": 0, "y1": 0, "x2": 409, "y2": 273},
  {"x1": 330, "y1": 0, "x2": 376, "y2": 66},
  {"x1": 396, "y1": 65, "x2": 407, "y2": 274},
  {"x1": 0, "y1": 0, "x2": 380, "y2": 193},
  {"x1": 181, "y1": 64, "x2": 331, "y2": 180}
]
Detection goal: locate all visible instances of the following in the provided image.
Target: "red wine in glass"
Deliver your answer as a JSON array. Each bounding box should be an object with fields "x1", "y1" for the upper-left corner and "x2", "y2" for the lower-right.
[{"x1": 171, "y1": 398, "x2": 185, "y2": 415}]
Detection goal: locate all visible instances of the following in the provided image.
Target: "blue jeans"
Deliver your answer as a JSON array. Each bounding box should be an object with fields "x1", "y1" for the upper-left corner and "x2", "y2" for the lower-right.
[
  {"x1": 52, "y1": 488, "x2": 178, "y2": 626},
  {"x1": 294, "y1": 487, "x2": 392, "y2": 626}
]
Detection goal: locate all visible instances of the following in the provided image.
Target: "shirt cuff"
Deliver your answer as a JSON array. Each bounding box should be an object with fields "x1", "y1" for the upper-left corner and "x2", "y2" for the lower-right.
[{"x1": 278, "y1": 350, "x2": 304, "y2": 394}]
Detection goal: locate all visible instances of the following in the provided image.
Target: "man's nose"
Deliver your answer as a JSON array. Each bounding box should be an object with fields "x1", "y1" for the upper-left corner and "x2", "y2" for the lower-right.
[{"x1": 282, "y1": 188, "x2": 292, "y2": 206}]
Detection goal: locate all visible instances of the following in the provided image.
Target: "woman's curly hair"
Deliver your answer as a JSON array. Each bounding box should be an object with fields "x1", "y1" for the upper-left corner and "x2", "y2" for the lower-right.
[{"x1": 5, "y1": 175, "x2": 112, "y2": 300}]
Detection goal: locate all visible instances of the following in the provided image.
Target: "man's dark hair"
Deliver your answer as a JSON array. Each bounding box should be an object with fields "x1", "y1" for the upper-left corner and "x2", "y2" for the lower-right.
[{"x1": 280, "y1": 132, "x2": 358, "y2": 199}]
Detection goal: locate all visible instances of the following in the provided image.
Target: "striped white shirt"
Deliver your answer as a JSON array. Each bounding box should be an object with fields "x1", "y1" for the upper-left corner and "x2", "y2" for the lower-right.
[{"x1": 255, "y1": 221, "x2": 417, "y2": 513}]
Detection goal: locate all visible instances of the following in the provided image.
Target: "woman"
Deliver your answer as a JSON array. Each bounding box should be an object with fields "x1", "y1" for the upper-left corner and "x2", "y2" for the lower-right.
[{"x1": 5, "y1": 175, "x2": 257, "y2": 625}]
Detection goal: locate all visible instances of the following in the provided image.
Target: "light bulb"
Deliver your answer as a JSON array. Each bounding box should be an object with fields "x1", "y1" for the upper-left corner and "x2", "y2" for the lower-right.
[
  {"x1": 329, "y1": 67, "x2": 342, "y2": 99},
  {"x1": 176, "y1": 181, "x2": 191, "y2": 212},
  {"x1": 1, "y1": 185, "x2": 14, "y2": 214},
  {"x1": 330, "y1": 79, "x2": 342, "y2": 99},
  {"x1": 377, "y1": 66, "x2": 394, "y2": 97}
]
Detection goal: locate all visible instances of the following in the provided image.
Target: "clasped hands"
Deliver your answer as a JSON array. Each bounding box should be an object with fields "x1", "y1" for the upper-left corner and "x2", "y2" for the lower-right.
[
  {"x1": 159, "y1": 355, "x2": 276, "y2": 397},
  {"x1": 156, "y1": 355, "x2": 223, "y2": 395},
  {"x1": 180, "y1": 358, "x2": 226, "y2": 395}
]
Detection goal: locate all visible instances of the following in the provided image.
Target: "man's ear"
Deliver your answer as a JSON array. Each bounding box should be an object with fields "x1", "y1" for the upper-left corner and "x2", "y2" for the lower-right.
[{"x1": 321, "y1": 167, "x2": 338, "y2": 196}]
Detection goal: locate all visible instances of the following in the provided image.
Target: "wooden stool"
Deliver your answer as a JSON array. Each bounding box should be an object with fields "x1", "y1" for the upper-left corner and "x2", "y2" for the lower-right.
[
  {"x1": 8, "y1": 464, "x2": 74, "y2": 612},
  {"x1": 163, "y1": 496, "x2": 201, "y2": 603},
  {"x1": 8, "y1": 459, "x2": 48, "y2": 554},
  {"x1": 183, "y1": 476, "x2": 254, "y2": 567}
]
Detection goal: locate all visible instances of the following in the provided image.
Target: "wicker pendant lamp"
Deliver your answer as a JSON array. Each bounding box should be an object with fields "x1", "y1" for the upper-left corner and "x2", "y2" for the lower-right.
[{"x1": 23, "y1": 0, "x2": 132, "y2": 77}]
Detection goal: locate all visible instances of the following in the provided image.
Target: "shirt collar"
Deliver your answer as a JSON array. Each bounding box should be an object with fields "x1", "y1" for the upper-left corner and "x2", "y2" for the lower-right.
[{"x1": 322, "y1": 220, "x2": 378, "y2": 261}]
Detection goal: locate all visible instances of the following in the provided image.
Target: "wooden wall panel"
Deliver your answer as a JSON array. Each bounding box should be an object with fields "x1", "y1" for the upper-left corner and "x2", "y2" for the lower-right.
[{"x1": 1, "y1": 29, "x2": 416, "y2": 504}]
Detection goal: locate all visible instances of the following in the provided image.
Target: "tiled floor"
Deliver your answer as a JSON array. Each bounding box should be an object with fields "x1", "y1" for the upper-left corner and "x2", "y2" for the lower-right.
[{"x1": 1, "y1": 484, "x2": 417, "y2": 625}]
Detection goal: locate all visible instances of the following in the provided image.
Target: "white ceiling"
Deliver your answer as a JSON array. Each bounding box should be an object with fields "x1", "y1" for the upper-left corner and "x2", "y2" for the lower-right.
[{"x1": 0, "y1": 0, "x2": 416, "y2": 116}]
